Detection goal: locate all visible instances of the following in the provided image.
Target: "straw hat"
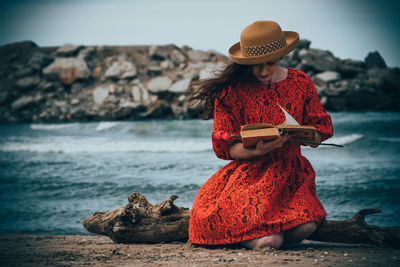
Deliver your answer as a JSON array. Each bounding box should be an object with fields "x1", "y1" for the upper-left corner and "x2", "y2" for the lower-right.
[{"x1": 229, "y1": 21, "x2": 299, "y2": 65}]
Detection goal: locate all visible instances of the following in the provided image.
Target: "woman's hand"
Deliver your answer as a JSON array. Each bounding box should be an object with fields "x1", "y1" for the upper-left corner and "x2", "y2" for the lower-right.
[
  {"x1": 229, "y1": 133, "x2": 291, "y2": 160},
  {"x1": 253, "y1": 134, "x2": 292, "y2": 156},
  {"x1": 302, "y1": 132, "x2": 321, "y2": 148}
]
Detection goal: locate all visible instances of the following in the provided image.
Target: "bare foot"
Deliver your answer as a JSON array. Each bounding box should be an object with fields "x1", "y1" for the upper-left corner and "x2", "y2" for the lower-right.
[{"x1": 243, "y1": 233, "x2": 284, "y2": 249}]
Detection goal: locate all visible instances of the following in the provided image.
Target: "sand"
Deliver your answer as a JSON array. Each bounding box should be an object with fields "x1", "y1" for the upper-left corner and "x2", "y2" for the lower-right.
[{"x1": 0, "y1": 234, "x2": 399, "y2": 266}]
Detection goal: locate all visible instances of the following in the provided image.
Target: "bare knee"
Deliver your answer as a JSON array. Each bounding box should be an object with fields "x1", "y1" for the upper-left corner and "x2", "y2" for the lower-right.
[
  {"x1": 284, "y1": 221, "x2": 318, "y2": 244},
  {"x1": 300, "y1": 221, "x2": 317, "y2": 236}
]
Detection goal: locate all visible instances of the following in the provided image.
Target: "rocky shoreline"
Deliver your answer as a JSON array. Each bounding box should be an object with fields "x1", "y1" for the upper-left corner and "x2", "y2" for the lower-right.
[{"x1": 0, "y1": 40, "x2": 399, "y2": 122}]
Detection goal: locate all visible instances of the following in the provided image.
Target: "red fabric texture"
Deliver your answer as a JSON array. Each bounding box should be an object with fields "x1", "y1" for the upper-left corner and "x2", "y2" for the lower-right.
[{"x1": 189, "y1": 69, "x2": 333, "y2": 245}]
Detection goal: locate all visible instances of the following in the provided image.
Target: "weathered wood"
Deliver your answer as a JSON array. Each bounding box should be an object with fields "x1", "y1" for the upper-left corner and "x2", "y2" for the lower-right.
[
  {"x1": 83, "y1": 193, "x2": 400, "y2": 247},
  {"x1": 308, "y1": 208, "x2": 400, "y2": 248},
  {"x1": 83, "y1": 193, "x2": 190, "y2": 243}
]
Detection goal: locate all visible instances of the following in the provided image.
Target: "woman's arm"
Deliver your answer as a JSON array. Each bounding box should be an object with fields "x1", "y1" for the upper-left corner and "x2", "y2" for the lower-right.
[{"x1": 229, "y1": 134, "x2": 291, "y2": 160}]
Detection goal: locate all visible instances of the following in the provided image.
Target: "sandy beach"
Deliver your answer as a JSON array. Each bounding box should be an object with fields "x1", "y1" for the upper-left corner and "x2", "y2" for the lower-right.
[{"x1": 0, "y1": 234, "x2": 399, "y2": 266}]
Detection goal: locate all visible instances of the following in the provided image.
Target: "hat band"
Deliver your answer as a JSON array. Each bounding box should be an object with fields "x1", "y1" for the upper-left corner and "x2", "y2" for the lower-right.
[{"x1": 241, "y1": 37, "x2": 287, "y2": 57}]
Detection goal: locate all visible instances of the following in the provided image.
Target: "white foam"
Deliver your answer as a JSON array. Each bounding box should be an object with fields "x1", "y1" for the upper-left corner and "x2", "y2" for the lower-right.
[
  {"x1": 329, "y1": 134, "x2": 363, "y2": 146},
  {"x1": 95, "y1": 122, "x2": 120, "y2": 131},
  {"x1": 302, "y1": 133, "x2": 363, "y2": 149},
  {"x1": 0, "y1": 137, "x2": 212, "y2": 154},
  {"x1": 30, "y1": 123, "x2": 80, "y2": 131}
]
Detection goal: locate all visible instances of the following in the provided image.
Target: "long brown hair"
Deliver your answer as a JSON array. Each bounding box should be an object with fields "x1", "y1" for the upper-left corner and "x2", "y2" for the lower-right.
[{"x1": 186, "y1": 62, "x2": 255, "y2": 119}]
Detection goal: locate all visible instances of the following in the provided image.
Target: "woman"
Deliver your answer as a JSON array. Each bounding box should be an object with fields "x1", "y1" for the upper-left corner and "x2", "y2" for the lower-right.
[{"x1": 187, "y1": 21, "x2": 333, "y2": 249}]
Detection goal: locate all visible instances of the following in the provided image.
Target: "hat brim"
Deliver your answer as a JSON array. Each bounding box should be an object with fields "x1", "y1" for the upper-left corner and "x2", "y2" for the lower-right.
[{"x1": 228, "y1": 31, "x2": 299, "y2": 65}]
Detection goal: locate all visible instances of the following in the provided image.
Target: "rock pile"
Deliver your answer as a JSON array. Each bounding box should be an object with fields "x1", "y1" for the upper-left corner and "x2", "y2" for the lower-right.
[
  {"x1": 0, "y1": 40, "x2": 399, "y2": 122},
  {"x1": 280, "y1": 40, "x2": 400, "y2": 111}
]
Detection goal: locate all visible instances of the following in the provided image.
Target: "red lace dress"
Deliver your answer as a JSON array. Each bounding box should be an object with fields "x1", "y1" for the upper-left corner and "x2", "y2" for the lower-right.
[{"x1": 189, "y1": 69, "x2": 333, "y2": 245}]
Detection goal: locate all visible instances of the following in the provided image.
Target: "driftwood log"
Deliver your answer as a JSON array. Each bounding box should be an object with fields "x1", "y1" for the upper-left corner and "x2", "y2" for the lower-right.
[{"x1": 83, "y1": 192, "x2": 400, "y2": 248}]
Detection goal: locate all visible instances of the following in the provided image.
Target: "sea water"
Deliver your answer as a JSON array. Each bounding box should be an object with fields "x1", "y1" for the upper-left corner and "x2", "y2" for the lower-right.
[{"x1": 0, "y1": 112, "x2": 399, "y2": 234}]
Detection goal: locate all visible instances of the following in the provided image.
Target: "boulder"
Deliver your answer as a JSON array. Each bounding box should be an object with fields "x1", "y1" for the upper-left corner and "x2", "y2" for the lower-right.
[
  {"x1": 14, "y1": 67, "x2": 35, "y2": 78},
  {"x1": 78, "y1": 47, "x2": 96, "y2": 61},
  {"x1": 297, "y1": 39, "x2": 311, "y2": 50},
  {"x1": 131, "y1": 85, "x2": 150, "y2": 103},
  {"x1": 15, "y1": 75, "x2": 40, "y2": 89},
  {"x1": 313, "y1": 71, "x2": 341, "y2": 87},
  {"x1": 105, "y1": 59, "x2": 137, "y2": 80},
  {"x1": 149, "y1": 46, "x2": 168, "y2": 60},
  {"x1": 56, "y1": 45, "x2": 83, "y2": 57},
  {"x1": 70, "y1": 107, "x2": 97, "y2": 120},
  {"x1": 323, "y1": 80, "x2": 352, "y2": 96},
  {"x1": 160, "y1": 60, "x2": 174, "y2": 70},
  {"x1": 336, "y1": 59, "x2": 366, "y2": 78},
  {"x1": 170, "y1": 49, "x2": 187, "y2": 64},
  {"x1": 146, "y1": 66, "x2": 163, "y2": 77},
  {"x1": 346, "y1": 86, "x2": 386, "y2": 110},
  {"x1": 365, "y1": 51, "x2": 387, "y2": 69},
  {"x1": 146, "y1": 76, "x2": 173, "y2": 93},
  {"x1": 42, "y1": 57, "x2": 90, "y2": 84},
  {"x1": 28, "y1": 52, "x2": 53, "y2": 70},
  {"x1": 298, "y1": 48, "x2": 337, "y2": 72},
  {"x1": 374, "y1": 68, "x2": 400, "y2": 95},
  {"x1": 92, "y1": 86, "x2": 109, "y2": 104},
  {"x1": 11, "y1": 95, "x2": 42, "y2": 111},
  {"x1": 169, "y1": 78, "x2": 191, "y2": 93},
  {"x1": 187, "y1": 50, "x2": 210, "y2": 62},
  {"x1": 141, "y1": 101, "x2": 173, "y2": 119}
]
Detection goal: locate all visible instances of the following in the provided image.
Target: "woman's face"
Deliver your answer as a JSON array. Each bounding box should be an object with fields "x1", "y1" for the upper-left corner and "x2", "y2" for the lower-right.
[{"x1": 251, "y1": 60, "x2": 280, "y2": 84}]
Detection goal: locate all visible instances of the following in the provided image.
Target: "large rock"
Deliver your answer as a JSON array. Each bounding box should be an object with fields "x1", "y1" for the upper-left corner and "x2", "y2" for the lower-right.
[
  {"x1": 146, "y1": 76, "x2": 173, "y2": 92},
  {"x1": 313, "y1": 71, "x2": 341, "y2": 87},
  {"x1": 149, "y1": 46, "x2": 168, "y2": 60},
  {"x1": 170, "y1": 49, "x2": 187, "y2": 64},
  {"x1": 146, "y1": 65, "x2": 163, "y2": 77},
  {"x1": 345, "y1": 86, "x2": 386, "y2": 110},
  {"x1": 336, "y1": 59, "x2": 366, "y2": 78},
  {"x1": 131, "y1": 85, "x2": 151, "y2": 103},
  {"x1": 56, "y1": 45, "x2": 83, "y2": 57},
  {"x1": 105, "y1": 59, "x2": 137, "y2": 79},
  {"x1": 141, "y1": 101, "x2": 173, "y2": 119},
  {"x1": 187, "y1": 50, "x2": 210, "y2": 62},
  {"x1": 14, "y1": 67, "x2": 35, "y2": 78},
  {"x1": 169, "y1": 78, "x2": 191, "y2": 93},
  {"x1": 42, "y1": 57, "x2": 90, "y2": 84},
  {"x1": 298, "y1": 48, "x2": 337, "y2": 72},
  {"x1": 11, "y1": 95, "x2": 43, "y2": 111},
  {"x1": 365, "y1": 51, "x2": 387, "y2": 69},
  {"x1": 15, "y1": 75, "x2": 40, "y2": 89},
  {"x1": 92, "y1": 86, "x2": 109, "y2": 104},
  {"x1": 28, "y1": 52, "x2": 53, "y2": 70},
  {"x1": 297, "y1": 39, "x2": 311, "y2": 50}
]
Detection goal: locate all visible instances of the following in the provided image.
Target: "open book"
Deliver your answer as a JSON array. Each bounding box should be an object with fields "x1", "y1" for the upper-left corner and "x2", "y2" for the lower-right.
[{"x1": 239, "y1": 123, "x2": 317, "y2": 148}]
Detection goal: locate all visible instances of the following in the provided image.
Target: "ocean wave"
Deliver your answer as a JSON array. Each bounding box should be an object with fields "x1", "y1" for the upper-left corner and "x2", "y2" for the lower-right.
[
  {"x1": 95, "y1": 122, "x2": 120, "y2": 131},
  {"x1": 303, "y1": 133, "x2": 363, "y2": 149},
  {"x1": 322, "y1": 134, "x2": 363, "y2": 148},
  {"x1": 330, "y1": 134, "x2": 363, "y2": 145},
  {"x1": 0, "y1": 138, "x2": 212, "y2": 153},
  {"x1": 30, "y1": 123, "x2": 81, "y2": 131}
]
